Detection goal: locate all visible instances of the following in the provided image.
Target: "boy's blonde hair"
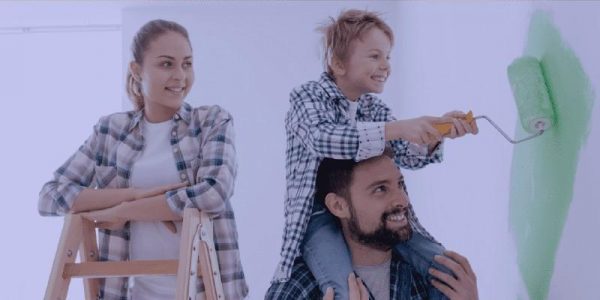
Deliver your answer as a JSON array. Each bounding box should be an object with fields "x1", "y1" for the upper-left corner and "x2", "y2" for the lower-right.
[{"x1": 319, "y1": 9, "x2": 394, "y2": 76}]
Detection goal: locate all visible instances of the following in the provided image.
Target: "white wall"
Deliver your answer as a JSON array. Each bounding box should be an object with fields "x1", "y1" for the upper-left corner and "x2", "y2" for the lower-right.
[
  {"x1": 1, "y1": 2, "x2": 598, "y2": 299},
  {"x1": 0, "y1": 2, "x2": 123, "y2": 298}
]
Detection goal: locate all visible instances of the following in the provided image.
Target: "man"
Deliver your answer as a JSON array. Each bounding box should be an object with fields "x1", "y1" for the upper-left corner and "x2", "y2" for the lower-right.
[{"x1": 266, "y1": 148, "x2": 478, "y2": 299}]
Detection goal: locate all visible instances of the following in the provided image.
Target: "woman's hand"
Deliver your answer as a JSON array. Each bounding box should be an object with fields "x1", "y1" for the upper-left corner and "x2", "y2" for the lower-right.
[
  {"x1": 81, "y1": 203, "x2": 129, "y2": 230},
  {"x1": 132, "y1": 182, "x2": 188, "y2": 200},
  {"x1": 81, "y1": 201, "x2": 178, "y2": 233},
  {"x1": 429, "y1": 250, "x2": 478, "y2": 300},
  {"x1": 322, "y1": 273, "x2": 369, "y2": 300},
  {"x1": 442, "y1": 110, "x2": 479, "y2": 139}
]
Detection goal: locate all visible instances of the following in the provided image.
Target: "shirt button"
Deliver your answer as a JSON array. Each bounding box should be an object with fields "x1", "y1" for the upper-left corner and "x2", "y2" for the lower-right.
[
  {"x1": 174, "y1": 114, "x2": 180, "y2": 120},
  {"x1": 180, "y1": 173, "x2": 187, "y2": 180},
  {"x1": 173, "y1": 147, "x2": 178, "y2": 153},
  {"x1": 171, "y1": 131, "x2": 177, "y2": 136}
]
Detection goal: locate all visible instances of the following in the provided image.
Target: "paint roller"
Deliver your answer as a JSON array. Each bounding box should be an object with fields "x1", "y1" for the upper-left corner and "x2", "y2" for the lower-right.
[{"x1": 434, "y1": 56, "x2": 555, "y2": 144}]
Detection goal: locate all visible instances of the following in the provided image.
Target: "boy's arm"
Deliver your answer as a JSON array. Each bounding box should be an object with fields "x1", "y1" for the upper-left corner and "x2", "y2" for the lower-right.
[
  {"x1": 287, "y1": 86, "x2": 447, "y2": 164},
  {"x1": 369, "y1": 97, "x2": 444, "y2": 169}
]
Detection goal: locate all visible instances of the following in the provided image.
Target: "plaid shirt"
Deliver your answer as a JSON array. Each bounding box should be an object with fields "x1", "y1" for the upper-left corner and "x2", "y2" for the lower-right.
[
  {"x1": 274, "y1": 73, "x2": 443, "y2": 282},
  {"x1": 39, "y1": 103, "x2": 248, "y2": 300},
  {"x1": 266, "y1": 252, "x2": 431, "y2": 300}
]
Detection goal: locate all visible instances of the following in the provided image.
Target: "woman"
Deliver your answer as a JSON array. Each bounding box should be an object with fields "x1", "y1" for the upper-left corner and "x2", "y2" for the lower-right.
[{"x1": 38, "y1": 19, "x2": 248, "y2": 300}]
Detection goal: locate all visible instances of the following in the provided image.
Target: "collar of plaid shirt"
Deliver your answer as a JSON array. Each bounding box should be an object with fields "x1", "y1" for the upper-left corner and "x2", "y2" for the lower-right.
[
  {"x1": 319, "y1": 72, "x2": 377, "y2": 115},
  {"x1": 267, "y1": 252, "x2": 430, "y2": 300},
  {"x1": 128, "y1": 101, "x2": 193, "y2": 132}
]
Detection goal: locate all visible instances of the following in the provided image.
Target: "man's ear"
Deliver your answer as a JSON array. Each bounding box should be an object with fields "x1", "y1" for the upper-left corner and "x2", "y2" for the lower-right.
[
  {"x1": 330, "y1": 57, "x2": 346, "y2": 77},
  {"x1": 130, "y1": 61, "x2": 141, "y2": 82},
  {"x1": 324, "y1": 192, "x2": 350, "y2": 219}
]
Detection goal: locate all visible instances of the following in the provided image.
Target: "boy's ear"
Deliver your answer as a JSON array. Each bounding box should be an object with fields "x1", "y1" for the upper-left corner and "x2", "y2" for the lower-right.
[
  {"x1": 330, "y1": 57, "x2": 346, "y2": 77},
  {"x1": 324, "y1": 192, "x2": 350, "y2": 219}
]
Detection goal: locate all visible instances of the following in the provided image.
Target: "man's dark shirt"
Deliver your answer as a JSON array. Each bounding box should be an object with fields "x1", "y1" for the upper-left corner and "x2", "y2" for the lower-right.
[{"x1": 265, "y1": 252, "x2": 431, "y2": 300}]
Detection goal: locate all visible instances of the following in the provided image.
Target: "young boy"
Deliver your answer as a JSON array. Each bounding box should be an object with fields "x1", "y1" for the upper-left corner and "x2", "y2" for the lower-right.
[{"x1": 272, "y1": 9, "x2": 478, "y2": 300}]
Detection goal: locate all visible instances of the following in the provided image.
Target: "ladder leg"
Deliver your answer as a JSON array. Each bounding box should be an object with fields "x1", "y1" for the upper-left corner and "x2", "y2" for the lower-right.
[
  {"x1": 80, "y1": 218, "x2": 100, "y2": 300},
  {"x1": 44, "y1": 214, "x2": 83, "y2": 300},
  {"x1": 199, "y1": 212, "x2": 224, "y2": 300},
  {"x1": 175, "y1": 208, "x2": 201, "y2": 300}
]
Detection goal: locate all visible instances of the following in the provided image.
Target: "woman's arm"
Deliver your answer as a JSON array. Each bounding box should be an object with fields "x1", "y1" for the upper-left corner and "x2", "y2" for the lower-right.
[
  {"x1": 70, "y1": 182, "x2": 187, "y2": 213},
  {"x1": 165, "y1": 106, "x2": 237, "y2": 216},
  {"x1": 81, "y1": 194, "x2": 183, "y2": 231},
  {"x1": 39, "y1": 120, "x2": 103, "y2": 216}
]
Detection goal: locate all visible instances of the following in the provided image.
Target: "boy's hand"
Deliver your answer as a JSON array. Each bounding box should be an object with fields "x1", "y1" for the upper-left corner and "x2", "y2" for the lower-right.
[
  {"x1": 429, "y1": 250, "x2": 478, "y2": 300},
  {"x1": 442, "y1": 110, "x2": 479, "y2": 139},
  {"x1": 388, "y1": 116, "x2": 454, "y2": 145}
]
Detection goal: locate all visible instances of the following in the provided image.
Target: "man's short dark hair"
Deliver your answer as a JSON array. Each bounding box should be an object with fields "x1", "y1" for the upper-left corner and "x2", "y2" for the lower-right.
[{"x1": 315, "y1": 146, "x2": 395, "y2": 207}]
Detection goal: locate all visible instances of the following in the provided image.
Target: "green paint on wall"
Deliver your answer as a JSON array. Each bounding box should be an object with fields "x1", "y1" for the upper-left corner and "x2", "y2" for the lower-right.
[{"x1": 509, "y1": 11, "x2": 594, "y2": 300}]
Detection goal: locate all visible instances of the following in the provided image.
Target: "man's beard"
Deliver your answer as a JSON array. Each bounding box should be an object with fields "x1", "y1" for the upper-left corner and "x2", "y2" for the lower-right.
[{"x1": 347, "y1": 205, "x2": 413, "y2": 251}]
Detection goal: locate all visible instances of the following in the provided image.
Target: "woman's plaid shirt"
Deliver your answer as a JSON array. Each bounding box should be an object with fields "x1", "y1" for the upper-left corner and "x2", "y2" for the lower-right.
[
  {"x1": 274, "y1": 73, "x2": 444, "y2": 282},
  {"x1": 39, "y1": 103, "x2": 248, "y2": 299}
]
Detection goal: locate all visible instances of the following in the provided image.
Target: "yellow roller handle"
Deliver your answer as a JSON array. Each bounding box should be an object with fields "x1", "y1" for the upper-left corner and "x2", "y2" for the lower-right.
[{"x1": 433, "y1": 111, "x2": 474, "y2": 135}]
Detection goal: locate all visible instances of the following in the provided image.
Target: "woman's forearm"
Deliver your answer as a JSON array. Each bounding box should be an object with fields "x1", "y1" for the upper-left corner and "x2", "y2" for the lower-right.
[
  {"x1": 71, "y1": 188, "x2": 134, "y2": 213},
  {"x1": 120, "y1": 194, "x2": 182, "y2": 222}
]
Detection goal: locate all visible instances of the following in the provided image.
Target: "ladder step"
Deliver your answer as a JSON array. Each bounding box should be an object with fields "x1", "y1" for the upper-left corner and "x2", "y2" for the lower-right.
[{"x1": 64, "y1": 260, "x2": 179, "y2": 278}]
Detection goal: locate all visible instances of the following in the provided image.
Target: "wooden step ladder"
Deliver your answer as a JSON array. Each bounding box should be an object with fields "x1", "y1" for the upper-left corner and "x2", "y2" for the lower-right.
[{"x1": 44, "y1": 208, "x2": 224, "y2": 300}]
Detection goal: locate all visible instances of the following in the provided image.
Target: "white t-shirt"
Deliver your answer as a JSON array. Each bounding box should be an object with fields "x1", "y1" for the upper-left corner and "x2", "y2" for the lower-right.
[
  {"x1": 346, "y1": 99, "x2": 359, "y2": 122},
  {"x1": 129, "y1": 119, "x2": 182, "y2": 300}
]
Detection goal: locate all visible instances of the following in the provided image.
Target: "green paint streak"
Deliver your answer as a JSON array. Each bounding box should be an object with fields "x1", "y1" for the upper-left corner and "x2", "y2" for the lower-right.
[{"x1": 509, "y1": 11, "x2": 595, "y2": 300}]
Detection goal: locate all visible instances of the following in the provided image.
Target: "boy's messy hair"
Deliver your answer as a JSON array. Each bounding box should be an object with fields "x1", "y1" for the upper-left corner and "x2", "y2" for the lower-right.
[{"x1": 318, "y1": 9, "x2": 394, "y2": 76}]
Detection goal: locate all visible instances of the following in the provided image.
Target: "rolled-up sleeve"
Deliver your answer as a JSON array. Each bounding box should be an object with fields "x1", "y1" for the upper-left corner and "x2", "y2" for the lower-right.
[
  {"x1": 355, "y1": 121, "x2": 386, "y2": 161},
  {"x1": 38, "y1": 121, "x2": 100, "y2": 216},
  {"x1": 368, "y1": 96, "x2": 444, "y2": 169},
  {"x1": 166, "y1": 108, "x2": 236, "y2": 216}
]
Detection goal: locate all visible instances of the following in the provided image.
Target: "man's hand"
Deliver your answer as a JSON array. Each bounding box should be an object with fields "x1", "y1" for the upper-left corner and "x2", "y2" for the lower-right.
[
  {"x1": 322, "y1": 273, "x2": 369, "y2": 300},
  {"x1": 132, "y1": 182, "x2": 188, "y2": 200},
  {"x1": 442, "y1": 110, "x2": 479, "y2": 139},
  {"x1": 429, "y1": 250, "x2": 478, "y2": 300}
]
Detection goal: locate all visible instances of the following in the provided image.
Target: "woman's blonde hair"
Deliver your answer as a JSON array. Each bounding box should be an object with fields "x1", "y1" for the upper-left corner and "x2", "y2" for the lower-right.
[
  {"x1": 318, "y1": 10, "x2": 394, "y2": 76},
  {"x1": 126, "y1": 19, "x2": 191, "y2": 110}
]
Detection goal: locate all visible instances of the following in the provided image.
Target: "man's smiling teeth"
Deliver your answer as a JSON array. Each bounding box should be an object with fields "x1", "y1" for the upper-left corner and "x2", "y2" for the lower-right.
[{"x1": 386, "y1": 213, "x2": 406, "y2": 222}]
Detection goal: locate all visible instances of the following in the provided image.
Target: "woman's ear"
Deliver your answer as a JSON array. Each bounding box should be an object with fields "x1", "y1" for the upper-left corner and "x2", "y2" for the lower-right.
[
  {"x1": 130, "y1": 62, "x2": 141, "y2": 82},
  {"x1": 324, "y1": 192, "x2": 350, "y2": 219}
]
